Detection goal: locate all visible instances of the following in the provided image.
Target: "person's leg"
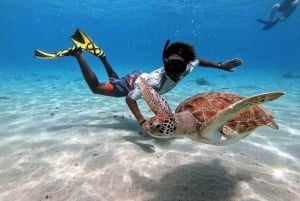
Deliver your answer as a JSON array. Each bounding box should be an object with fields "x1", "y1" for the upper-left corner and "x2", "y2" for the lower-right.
[
  {"x1": 73, "y1": 51, "x2": 114, "y2": 96},
  {"x1": 98, "y1": 56, "x2": 119, "y2": 79},
  {"x1": 292, "y1": 0, "x2": 299, "y2": 7},
  {"x1": 282, "y1": 0, "x2": 299, "y2": 19},
  {"x1": 270, "y1": 3, "x2": 280, "y2": 21},
  {"x1": 70, "y1": 29, "x2": 120, "y2": 79}
]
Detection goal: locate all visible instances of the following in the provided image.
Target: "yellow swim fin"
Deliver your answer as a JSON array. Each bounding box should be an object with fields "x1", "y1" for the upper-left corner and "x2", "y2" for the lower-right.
[
  {"x1": 34, "y1": 46, "x2": 78, "y2": 59},
  {"x1": 70, "y1": 28, "x2": 105, "y2": 58}
]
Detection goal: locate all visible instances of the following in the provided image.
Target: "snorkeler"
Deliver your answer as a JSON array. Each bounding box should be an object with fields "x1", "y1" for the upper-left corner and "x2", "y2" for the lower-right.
[
  {"x1": 257, "y1": 0, "x2": 298, "y2": 30},
  {"x1": 34, "y1": 29, "x2": 242, "y2": 129}
]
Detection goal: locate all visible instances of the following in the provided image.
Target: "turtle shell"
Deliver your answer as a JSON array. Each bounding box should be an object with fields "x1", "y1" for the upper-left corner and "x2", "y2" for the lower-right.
[{"x1": 175, "y1": 92, "x2": 278, "y2": 134}]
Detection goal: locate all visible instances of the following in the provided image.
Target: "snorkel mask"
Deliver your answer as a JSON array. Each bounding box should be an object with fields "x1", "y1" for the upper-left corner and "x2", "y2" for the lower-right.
[{"x1": 162, "y1": 40, "x2": 188, "y2": 81}]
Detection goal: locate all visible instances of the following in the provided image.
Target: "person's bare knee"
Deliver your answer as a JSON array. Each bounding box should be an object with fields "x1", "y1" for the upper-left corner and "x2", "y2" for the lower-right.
[{"x1": 90, "y1": 83, "x2": 113, "y2": 96}]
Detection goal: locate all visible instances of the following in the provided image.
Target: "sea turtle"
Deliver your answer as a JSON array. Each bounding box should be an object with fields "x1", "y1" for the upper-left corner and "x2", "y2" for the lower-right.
[{"x1": 138, "y1": 77, "x2": 285, "y2": 146}]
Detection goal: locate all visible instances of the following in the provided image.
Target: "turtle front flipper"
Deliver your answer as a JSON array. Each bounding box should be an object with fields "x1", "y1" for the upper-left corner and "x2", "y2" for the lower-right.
[
  {"x1": 199, "y1": 91, "x2": 285, "y2": 146},
  {"x1": 138, "y1": 77, "x2": 179, "y2": 138},
  {"x1": 138, "y1": 77, "x2": 172, "y2": 116}
]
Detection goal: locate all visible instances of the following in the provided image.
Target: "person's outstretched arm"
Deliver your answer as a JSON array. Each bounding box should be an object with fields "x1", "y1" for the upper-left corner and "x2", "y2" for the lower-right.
[{"x1": 198, "y1": 58, "x2": 243, "y2": 72}]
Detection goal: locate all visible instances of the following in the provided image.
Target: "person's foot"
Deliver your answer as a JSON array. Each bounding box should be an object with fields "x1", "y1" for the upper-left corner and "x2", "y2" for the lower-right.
[
  {"x1": 34, "y1": 46, "x2": 81, "y2": 59},
  {"x1": 65, "y1": 46, "x2": 82, "y2": 56},
  {"x1": 70, "y1": 29, "x2": 105, "y2": 58}
]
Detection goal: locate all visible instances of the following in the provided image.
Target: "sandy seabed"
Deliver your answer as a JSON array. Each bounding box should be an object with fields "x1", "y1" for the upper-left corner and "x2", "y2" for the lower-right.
[{"x1": 0, "y1": 70, "x2": 299, "y2": 201}]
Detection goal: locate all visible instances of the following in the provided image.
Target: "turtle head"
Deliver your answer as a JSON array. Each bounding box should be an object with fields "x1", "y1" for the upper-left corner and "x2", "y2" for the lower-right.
[{"x1": 145, "y1": 115, "x2": 177, "y2": 138}]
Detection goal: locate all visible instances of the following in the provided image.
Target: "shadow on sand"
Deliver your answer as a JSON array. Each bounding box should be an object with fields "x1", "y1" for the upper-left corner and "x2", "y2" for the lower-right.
[{"x1": 130, "y1": 159, "x2": 252, "y2": 201}]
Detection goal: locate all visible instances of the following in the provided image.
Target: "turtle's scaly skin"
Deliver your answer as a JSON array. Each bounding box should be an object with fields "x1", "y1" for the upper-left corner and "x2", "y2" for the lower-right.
[{"x1": 175, "y1": 92, "x2": 278, "y2": 136}]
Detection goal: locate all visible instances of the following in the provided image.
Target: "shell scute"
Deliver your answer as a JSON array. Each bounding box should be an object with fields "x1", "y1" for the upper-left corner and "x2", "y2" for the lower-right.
[{"x1": 175, "y1": 92, "x2": 278, "y2": 134}]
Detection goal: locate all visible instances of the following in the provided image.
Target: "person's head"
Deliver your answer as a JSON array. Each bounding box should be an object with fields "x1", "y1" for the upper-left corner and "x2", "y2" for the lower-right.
[{"x1": 162, "y1": 40, "x2": 196, "y2": 81}]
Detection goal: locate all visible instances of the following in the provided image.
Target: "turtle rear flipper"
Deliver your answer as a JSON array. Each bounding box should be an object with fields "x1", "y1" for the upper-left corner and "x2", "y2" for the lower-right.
[{"x1": 200, "y1": 91, "x2": 285, "y2": 145}]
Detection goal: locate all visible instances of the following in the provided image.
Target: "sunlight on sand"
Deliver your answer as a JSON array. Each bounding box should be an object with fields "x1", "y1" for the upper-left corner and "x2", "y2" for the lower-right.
[{"x1": 0, "y1": 71, "x2": 299, "y2": 200}]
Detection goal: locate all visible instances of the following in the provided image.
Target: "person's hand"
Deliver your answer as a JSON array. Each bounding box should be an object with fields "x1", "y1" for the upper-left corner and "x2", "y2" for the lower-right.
[{"x1": 218, "y1": 58, "x2": 243, "y2": 72}]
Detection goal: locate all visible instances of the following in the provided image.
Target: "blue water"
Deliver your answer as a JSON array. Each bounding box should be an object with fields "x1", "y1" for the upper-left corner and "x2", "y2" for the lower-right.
[
  {"x1": 1, "y1": 1, "x2": 300, "y2": 200},
  {"x1": 1, "y1": 0, "x2": 300, "y2": 73}
]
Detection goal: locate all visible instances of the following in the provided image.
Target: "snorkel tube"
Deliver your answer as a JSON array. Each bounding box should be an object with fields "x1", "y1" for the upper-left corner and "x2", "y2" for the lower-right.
[{"x1": 162, "y1": 39, "x2": 171, "y2": 66}]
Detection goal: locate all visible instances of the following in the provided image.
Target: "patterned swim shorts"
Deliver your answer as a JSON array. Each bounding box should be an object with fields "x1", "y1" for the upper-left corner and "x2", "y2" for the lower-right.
[{"x1": 107, "y1": 70, "x2": 143, "y2": 97}]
